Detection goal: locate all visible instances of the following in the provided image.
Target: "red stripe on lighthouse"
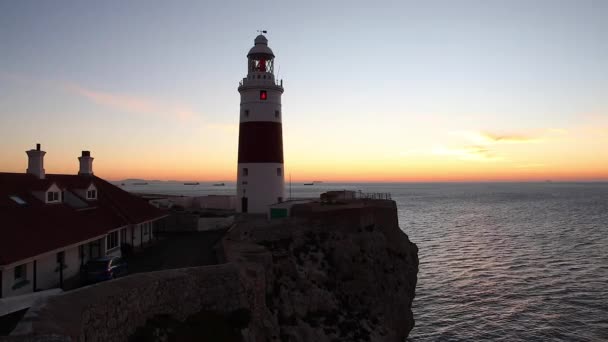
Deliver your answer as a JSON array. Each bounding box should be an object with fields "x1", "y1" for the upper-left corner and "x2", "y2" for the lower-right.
[{"x1": 238, "y1": 122, "x2": 284, "y2": 163}]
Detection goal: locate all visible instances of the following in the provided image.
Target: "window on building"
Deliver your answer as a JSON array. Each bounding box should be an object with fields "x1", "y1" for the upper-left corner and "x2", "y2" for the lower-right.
[
  {"x1": 14, "y1": 264, "x2": 26, "y2": 281},
  {"x1": 242, "y1": 181, "x2": 248, "y2": 185},
  {"x1": 243, "y1": 168, "x2": 249, "y2": 176},
  {"x1": 143, "y1": 223, "x2": 149, "y2": 236},
  {"x1": 275, "y1": 110, "x2": 280, "y2": 118},
  {"x1": 244, "y1": 110, "x2": 249, "y2": 117},
  {"x1": 107, "y1": 231, "x2": 119, "y2": 250},
  {"x1": 277, "y1": 168, "x2": 282, "y2": 176},
  {"x1": 47, "y1": 191, "x2": 59, "y2": 202},
  {"x1": 56, "y1": 251, "x2": 65, "y2": 265},
  {"x1": 87, "y1": 189, "x2": 97, "y2": 199}
]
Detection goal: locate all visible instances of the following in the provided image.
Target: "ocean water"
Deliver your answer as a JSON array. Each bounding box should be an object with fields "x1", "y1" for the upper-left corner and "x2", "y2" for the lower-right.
[{"x1": 120, "y1": 181, "x2": 608, "y2": 341}]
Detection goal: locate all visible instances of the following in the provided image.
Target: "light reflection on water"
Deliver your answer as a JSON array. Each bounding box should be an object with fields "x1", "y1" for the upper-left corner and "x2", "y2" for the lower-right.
[{"x1": 121, "y1": 181, "x2": 608, "y2": 341}]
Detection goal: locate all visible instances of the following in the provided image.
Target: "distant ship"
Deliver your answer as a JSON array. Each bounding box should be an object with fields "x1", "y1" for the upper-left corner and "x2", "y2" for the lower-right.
[
  {"x1": 184, "y1": 182, "x2": 200, "y2": 185},
  {"x1": 304, "y1": 182, "x2": 314, "y2": 186},
  {"x1": 132, "y1": 182, "x2": 148, "y2": 185},
  {"x1": 213, "y1": 183, "x2": 225, "y2": 186}
]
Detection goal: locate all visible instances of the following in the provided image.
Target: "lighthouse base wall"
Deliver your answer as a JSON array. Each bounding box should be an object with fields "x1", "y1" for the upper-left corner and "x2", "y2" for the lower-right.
[{"x1": 236, "y1": 162, "x2": 285, "y2": 213}]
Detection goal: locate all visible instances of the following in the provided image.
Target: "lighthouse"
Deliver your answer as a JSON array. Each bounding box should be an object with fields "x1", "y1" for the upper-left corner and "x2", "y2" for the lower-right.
[{"x1": 236, "y1": 34, "x2": 285, "y2": 213}]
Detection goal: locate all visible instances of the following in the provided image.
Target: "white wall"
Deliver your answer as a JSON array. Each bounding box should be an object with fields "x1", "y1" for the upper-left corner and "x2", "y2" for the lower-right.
[
  {"x1": 36, "y1": 254, "x2": 59, "y2": 290},
  {"x1": 142, "y1": 222, "x2": 153, "y2": 244},
  {"x1": 193, "y1": 195, "x2": 236, "y2": 210},
  {"x1": 1, "y1": 262, "x2": 34, "y2": 298},
  {"x1": 131, "y1": 224, "x2": 141, "y2": 248},
  {"x1": 130, "y1": 222, "x2": 154, "y2": 248},
  {"x1": 36, "y1": 246, "x2": 81, "y2": 290},
  {"x1": 237, "y1": 162, "x2": 285, "y2": 213}
]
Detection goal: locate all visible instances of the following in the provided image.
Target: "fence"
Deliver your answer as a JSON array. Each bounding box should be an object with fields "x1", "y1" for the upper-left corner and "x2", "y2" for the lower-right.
[{"x1": 356, "y1": 191, "x2": 392, "y2": 200}]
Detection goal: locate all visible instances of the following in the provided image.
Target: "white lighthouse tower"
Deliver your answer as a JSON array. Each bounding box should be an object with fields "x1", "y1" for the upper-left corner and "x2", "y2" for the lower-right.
[{"x1": 236, "y1": 33, "x2": 285, "y2": 213}]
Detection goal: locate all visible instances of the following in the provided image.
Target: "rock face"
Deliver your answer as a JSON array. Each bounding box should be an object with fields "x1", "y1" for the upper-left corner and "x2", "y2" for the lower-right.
[{"x1": 223, "y1": 199, "x2": 419, "y2": 342}]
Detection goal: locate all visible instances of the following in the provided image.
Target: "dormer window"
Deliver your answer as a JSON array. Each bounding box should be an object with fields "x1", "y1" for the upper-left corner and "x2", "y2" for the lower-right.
[
  {"x1": 87, "y1": 189, "x2": 97, "y2": 200},
  {"x1": 47, "y1": 191, "x2": 60, "y2": 203}
]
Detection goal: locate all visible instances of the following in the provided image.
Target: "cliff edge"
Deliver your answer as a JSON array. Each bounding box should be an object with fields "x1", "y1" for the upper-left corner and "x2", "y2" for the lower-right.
[{"x1": 223, "y1": 199, "x2": 419, "y2": 342}]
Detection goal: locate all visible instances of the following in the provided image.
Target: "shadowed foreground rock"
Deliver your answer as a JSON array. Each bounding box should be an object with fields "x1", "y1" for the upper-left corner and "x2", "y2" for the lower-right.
[
  {"x1": 223, "y1": 199, "x2": 419, "y2": 342},
  {"x1": 2, "y1": 199, "x2": 418, "y2": 342}
]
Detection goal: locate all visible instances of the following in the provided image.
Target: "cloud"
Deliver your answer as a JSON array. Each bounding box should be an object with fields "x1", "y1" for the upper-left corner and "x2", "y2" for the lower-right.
[
  {"x1": 432, "y1": 145, "x2": 501, "y2": 161},
  {"x1": 433, "y1": 129, "x2": 545, "y2": 162},
  {"x1": 479, "y1": 132, "x2": 539, "y2": 144},
  {"x1": 451, "y1": 130, "x2": 540, "y2": 145},
  {"x1": 65, "y1": 84, "x2": 199, "y2": 121},
  {"x1": 0, "y1": 73, "x2": 201, "y2": 121}
]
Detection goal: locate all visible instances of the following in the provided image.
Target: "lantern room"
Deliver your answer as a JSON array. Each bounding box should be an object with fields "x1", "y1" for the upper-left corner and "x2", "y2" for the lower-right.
[{"x1": 247, "y1": 34, "x2": 275, "y2": 74}]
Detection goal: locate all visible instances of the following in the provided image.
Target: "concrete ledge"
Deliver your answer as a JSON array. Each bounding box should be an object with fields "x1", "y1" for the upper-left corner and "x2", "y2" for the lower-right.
[{"x1": 0, "y1": 290, "x2": 63, "y2": 317}]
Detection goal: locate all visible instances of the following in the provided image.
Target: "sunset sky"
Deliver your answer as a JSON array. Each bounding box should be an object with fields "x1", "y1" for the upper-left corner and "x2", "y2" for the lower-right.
[{"x1": 1, "y1": 0, "x2": 607, "y2": 182}]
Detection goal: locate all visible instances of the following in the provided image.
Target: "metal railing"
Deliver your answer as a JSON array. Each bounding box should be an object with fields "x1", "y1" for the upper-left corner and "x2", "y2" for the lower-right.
[{"x1": 355, "y1": 191, "x2": 392, "y2": 200}]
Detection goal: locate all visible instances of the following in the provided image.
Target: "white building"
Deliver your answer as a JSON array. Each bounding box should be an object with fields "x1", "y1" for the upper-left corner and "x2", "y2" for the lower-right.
[
  {"x1": 236, "y1": 34, "x2": 285, "y2": 213},
  {"x1": 0, "y1": 145, "x2": 166, "y2": 299}
]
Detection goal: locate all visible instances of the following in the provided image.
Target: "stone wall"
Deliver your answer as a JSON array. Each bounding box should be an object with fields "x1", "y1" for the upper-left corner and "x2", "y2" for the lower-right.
[
  {"x1": 159, "y1": 212, "x2": 234, "y2": 233},
  {"x1": 159, "y1": 212, "x2": 199, "y2": 232},
  {"x1": 198, "y1": 216, "x2": 235, "y2": 231},
  {"x1": 2, "y1": 264, "x2": 249, "y2": 342}
]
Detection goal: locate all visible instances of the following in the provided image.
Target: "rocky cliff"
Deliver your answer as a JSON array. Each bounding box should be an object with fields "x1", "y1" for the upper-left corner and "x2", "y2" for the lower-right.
[{"x1": 223, "y1": 199, "x2": 419, "y2": 342}]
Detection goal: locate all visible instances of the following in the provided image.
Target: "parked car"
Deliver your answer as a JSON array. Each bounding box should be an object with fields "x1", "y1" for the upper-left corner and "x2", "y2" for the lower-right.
[{"x1": 81, "y1": 257, "x2": 128, "y2": 284}]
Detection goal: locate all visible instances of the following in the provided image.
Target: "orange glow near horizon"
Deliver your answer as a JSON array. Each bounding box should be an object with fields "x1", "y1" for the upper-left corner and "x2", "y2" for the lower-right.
[
  {"x1": 1, "y1": 118, "x2": 607, "y2": 182},
  {"x1": 2, "y1": 122, "x2": 607, "y2": 183}
]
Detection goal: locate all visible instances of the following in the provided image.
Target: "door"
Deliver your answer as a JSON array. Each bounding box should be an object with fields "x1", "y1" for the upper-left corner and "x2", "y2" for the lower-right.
[{"x1": 241, "y1": 197, "x2": 248, "y2": 213}]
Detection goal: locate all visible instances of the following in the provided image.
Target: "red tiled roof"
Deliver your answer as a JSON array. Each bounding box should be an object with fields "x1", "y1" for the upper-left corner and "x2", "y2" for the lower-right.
[{"x1": 0, "y1": 173, "x2": 167, "y2": 265}]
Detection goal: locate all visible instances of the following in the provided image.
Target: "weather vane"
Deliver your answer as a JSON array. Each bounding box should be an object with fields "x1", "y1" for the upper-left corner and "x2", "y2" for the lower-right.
[{"x1": 257, "y1": 29, "x2": 267, "y2": 34}]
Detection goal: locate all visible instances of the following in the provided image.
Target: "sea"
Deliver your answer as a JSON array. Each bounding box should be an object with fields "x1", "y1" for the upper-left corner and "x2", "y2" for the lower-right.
[{"x1": 119, "y1": 181, "x2": 608, "y2": 341}]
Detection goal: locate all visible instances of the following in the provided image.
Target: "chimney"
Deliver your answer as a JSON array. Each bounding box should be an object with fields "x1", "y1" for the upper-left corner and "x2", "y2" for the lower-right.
[
  {"x1": 78, "y1": 150, "x2": 94, "y2": 176},
  {"x1": 26, "y1": 143, "x2": 46, "y2": 179}
]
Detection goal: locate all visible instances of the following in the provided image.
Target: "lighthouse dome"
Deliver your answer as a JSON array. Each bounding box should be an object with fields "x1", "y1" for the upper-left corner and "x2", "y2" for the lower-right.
[
  {"x1": 247, "y1": 34, "x2": 275, "y2": 58},
  {"x1": 254, "y1": 34, "x2": 268, "y2": 45}
]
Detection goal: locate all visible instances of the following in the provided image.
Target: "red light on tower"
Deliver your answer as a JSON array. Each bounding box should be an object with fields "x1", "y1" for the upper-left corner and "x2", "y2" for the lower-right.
[{"x1": 260, "y1": 90, "x2": 267, "y2": 100}]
